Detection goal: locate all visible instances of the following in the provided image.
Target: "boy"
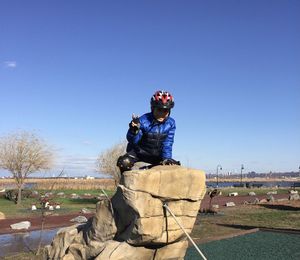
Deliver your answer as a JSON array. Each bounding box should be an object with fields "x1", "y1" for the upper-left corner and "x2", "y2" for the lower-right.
[{"x1": 117, "y1": 90, "x2": 180, "y2": 173}]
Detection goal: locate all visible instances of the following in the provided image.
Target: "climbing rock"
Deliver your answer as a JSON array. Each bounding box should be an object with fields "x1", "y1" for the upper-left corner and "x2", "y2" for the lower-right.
[
  {"x1": 122, "y1": 166, "x2": 205, "y2": 200},
  {"x1": 95, "y1": 241, "x2": 154, "y2": 260},
  {"x1": 45, "y1": 166, "x2": 206, "y2": 260},
  {"x1": 88, "y1": 199, "x2": 117, "y2": 242},
  {"x1": 47, "y1": 225, "x2": 80, "y2": 259},
  {"x1": 154, "y1": 239, "x2": 188, "y2": 259}
]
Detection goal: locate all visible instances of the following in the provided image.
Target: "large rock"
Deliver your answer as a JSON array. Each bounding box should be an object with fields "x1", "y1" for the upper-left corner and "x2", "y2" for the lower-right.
[
  {"x1": 88, "y1": 199, "x2": 117, "y2": 242},
  {"x1": 46, "y1": 225, "x2": 81, "y2": 259},
  {"x1": 10, "y1": 221, "x2": 31, "y2": 230},
  {"x1": 70, "y1": 216, "x2": 88, "y2": 223},
  {"x1": 95, "y1": 241, "x2": 154, "y2": 260},
  {"x1": 45, "y1": 166, "x2": 206, "y2": 259},
  {"x1": 122, "y1": 166, "x2": 205, "y2": 200}
]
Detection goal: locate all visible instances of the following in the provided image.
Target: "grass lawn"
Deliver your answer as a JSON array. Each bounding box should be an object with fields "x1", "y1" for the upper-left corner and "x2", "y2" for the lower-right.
[{"x1": 0, "y1": 189, "x2": 115, "y2": 218}]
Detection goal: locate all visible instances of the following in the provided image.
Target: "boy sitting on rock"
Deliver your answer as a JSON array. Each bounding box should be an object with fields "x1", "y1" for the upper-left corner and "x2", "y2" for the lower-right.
[{"x1": 117, "y1": 90, "x2": 180, "y2": 173}]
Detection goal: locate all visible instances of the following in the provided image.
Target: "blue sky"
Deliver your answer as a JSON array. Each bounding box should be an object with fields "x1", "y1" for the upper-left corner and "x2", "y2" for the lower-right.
[{"x1": 0, "y1": 0, "x2": 299, "y2": 177}]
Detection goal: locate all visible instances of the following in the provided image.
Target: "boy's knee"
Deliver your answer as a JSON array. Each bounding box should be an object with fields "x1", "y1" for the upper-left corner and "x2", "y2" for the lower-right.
[{"x1": 117, "y1": 154, "x2": 135, "y2": 172}]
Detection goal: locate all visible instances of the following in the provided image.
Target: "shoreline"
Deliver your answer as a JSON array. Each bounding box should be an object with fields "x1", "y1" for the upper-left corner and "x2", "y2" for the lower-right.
[{"x1": 206, "y1": 178, "x2": 300, "y2": 182}]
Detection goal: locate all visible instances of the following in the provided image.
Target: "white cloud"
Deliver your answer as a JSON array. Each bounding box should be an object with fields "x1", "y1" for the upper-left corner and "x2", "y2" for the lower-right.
[
  {"x1": 4, "y1": 61, "x2": 17, "y2": 68},
  {"x1": 54, "y1": 155, "x2": 98, "y2": 173}
]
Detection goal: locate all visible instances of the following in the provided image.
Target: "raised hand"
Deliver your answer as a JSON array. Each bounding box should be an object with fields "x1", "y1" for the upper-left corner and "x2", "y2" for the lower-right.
[{"x1": 129, "y1": 114, "x2": 140, "y2": 134}]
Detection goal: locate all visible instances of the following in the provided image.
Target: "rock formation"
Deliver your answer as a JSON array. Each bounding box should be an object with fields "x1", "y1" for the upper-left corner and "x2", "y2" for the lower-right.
[{"x1": 45, "y1": 165, "x2": 206, "y2": 260}]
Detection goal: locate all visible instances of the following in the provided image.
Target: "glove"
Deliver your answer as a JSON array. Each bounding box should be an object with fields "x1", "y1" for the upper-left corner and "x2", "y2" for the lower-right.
[
  {"x1": 129, "y1": 114, "x2": 140, "y2": 135},
  {"x1": 161, "y1": 158, "x2": 181, "y2": 166}
]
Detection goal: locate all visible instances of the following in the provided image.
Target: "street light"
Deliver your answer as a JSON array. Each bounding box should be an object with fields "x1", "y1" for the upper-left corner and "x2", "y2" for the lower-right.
[
  {"x1": 240, "y1": 164, "x2": 244, "y2": 185},
  {"x1": 216, "y1": 164, "x2": 222, "y2": 187}
]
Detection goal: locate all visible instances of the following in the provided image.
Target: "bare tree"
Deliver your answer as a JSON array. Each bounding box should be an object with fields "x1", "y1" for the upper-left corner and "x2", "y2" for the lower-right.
[
  {"x1": 96, "y1": 141, "x2": 126, "y2": 186},
  {"x1": 0, "y1": 131, "x2": 54, "y2": 205}
]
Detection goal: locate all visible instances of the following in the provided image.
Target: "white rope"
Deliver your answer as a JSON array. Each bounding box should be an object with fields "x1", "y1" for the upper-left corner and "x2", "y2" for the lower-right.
[
  {"x1": 101, "y1": 188, "x2": 114, "y2": 216},
  {"x1": 163, "y1": 203, "x2": 207, "y2": 260},
  {"x1": 101, "y1": 188, "x2": 109, "y2": 199}
]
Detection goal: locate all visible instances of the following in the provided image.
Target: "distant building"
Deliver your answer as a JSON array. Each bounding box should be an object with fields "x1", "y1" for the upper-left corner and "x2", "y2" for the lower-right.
[{"x1": 85, "y1": 175, "x2": 95, "y2": 180}]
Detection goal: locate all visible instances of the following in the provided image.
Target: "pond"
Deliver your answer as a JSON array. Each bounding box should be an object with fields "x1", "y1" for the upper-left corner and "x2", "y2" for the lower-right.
[{"x1": 0, "y1": 228, "x2": 58, "y2": 257}]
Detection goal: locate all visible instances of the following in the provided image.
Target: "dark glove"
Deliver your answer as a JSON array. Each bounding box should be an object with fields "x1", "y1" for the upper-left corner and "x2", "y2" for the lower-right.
[
  {"x1": 161, "y1": 158, "x2": 181, "y2": 166},
  {"x1": 129, "y1": 115, "x2": 140, "y2": 135}
]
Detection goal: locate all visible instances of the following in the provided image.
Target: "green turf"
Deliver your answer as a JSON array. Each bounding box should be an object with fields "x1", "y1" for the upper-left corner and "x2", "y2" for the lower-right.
[{"x1": 185, "y1": 231, "x2": 300, "y2": 260}]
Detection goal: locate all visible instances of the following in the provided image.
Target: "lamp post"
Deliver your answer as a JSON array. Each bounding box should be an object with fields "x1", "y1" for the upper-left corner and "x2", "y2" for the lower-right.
[
  {"x1": 216, "y1": 164, "x2": 222, "y2": 187},
  {"x1": 240, "y1": 164, "x2": 244, "y2": 185}
]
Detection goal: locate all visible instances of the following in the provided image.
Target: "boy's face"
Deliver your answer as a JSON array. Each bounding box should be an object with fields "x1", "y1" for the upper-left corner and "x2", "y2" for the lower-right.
[{"x1": 153, "y1": 107, "x2": 170, "y2": 122}]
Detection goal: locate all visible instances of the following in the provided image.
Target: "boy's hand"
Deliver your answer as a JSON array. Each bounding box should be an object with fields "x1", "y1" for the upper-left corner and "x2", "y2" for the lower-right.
[
  {"x1": 161, "y1": 158, "x2": 181, "y2": 166},
  {"x1": 129, "y1": 114, "x2": 140, "y2": 134}
]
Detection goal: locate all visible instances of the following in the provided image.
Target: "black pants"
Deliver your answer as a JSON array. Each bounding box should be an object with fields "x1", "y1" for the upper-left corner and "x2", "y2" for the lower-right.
[
  {"x1": 117, "y1": 149, "x2": 161, "y2": 173},
  {"x1": 126, "y1": 149, "x2": 161, "y2": 165}
]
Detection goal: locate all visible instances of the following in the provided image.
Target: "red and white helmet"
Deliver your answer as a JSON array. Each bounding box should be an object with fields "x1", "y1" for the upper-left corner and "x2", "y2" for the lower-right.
[{"x1": 151, "y1": 90, "x2": 175, "y2": 109}]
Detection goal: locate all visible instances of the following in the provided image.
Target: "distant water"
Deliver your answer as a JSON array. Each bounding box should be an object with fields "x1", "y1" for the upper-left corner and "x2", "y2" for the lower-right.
[
  {"x1": 206, "y1": 181, "x2": 296, "y2": 188},
  {"x1": 0, "y1": 182, "x2": 37, "y2": 189}
]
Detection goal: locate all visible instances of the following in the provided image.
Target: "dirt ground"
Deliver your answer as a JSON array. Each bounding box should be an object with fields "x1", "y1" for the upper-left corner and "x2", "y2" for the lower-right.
[
  {"x1": 0, "y1": 212, "x2": 94, "y2": 235},
  {"x1": 200, "y1": 193, "x2": 291, "y2": 210}
]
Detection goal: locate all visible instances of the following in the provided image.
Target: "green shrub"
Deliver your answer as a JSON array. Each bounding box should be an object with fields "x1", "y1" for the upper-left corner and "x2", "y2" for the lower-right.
[{"x1": 5, "y1": 189, "x2": 32, "y2": 203}]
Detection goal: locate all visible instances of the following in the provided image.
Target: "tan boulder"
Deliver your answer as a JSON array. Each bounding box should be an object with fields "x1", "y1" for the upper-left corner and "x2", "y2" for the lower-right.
[
  {"x1": 119, "y1": 185, "x2": 163, "y2": 217},
  {"x1": 62, "y1": 253, "x2": 76, "y2": 260},
  {"x1": 167, "y1": 200, "x2": 202, "y2": 217},
  {"x1": 127, "y1": 216, "x2": 196, "y2": 244},
  {"x1": 67, "y1": 243, "x2": 86, "y2": 260},
  {"x1": 88, "y1": 199, "x2": 117, "y2": 242},
  {"x1": 154, "y1": 239, "x2": 189, "y2": 260},
  {"x1": 95, "y1": 241, "x2": 154, "y2": 260},
  {"x1": 122, "y1": 165, "x2": 206, "y2": 200},
  {"x1": 47, "y1": 225, "x2": 80, "y2": 259},
  {"x1": 119, "y1": 185, "x2": 201, "y2": 218}
]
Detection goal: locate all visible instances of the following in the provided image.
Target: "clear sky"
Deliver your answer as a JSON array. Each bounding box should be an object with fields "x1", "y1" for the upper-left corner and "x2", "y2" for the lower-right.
[{"x1": 0, "y1": 0, "x2": 299, "y2": 177}]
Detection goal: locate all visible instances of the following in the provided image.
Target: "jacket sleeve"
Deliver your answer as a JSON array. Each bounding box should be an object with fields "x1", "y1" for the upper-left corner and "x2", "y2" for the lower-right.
[{"x1": 161, "y1": 121, "x2": 176, "y2": 159}]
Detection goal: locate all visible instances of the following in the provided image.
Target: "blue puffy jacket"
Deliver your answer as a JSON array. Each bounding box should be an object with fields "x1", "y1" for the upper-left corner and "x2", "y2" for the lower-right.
[{"x1": 126, "y1": 112, "x2": 176, "y2": 160}]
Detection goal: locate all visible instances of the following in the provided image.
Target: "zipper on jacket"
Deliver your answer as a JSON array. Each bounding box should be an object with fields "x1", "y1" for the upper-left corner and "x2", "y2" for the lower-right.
[{"x1": 157, "y1": 123, "x2": 161, "y2": 149}]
